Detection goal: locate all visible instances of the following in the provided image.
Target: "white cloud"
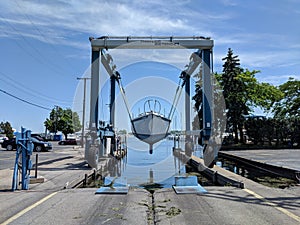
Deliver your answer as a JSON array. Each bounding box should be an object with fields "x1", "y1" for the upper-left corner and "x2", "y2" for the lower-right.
[
  {"x1": 220, "y1": 0, "x2": 238, "y2": 6},
  {"x1": 0, "y1": 0, "x2": 229, "y2": 47},
  {"x1": 108, "y1": 48, "x2": 193, "y2": 71},
  {"x1": 1, "y1": 1, "x2": 299, "y2": 76},
  {"x1": 2, "y1": 1, "x2": 192, "y2": 36},
  {"x1": 257, "y1": 74, "x2": 300, "y2": 86},
  {"x1": 238, "y1": 50, "x2": 300, "y2": 69}
]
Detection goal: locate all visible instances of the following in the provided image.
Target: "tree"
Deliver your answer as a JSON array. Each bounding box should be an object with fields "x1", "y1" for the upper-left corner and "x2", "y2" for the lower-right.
[
  {"x1": 273, "y1": 78, "x2": 300, "y2": 119},
  {"x1": 0, "y1": 121, "x2": 14, "y2": 139},
  {"x1": 193, "y1": 48, "x2": 283, "y2": 145},
  {"x1": 219, "y1": 48, "x2": 246, "y2": 143},
  {"x1": 192, "y1": 71, "x2": 226, "y2": 139},
  {"x1": 217, "y1": 48, "x2": 282, "y2": 144},
  {"x1": 44, "y1": 107, "x2": 81, "y2": 140},
  {"x1": 272, "y1": 78, "x2": 300, "y2": 146}
]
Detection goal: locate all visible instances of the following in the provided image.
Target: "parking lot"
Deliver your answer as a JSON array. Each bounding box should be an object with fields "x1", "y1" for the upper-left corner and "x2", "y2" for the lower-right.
[{"x1": 0, "y1": 141, "x2": 86, "y2": 189}]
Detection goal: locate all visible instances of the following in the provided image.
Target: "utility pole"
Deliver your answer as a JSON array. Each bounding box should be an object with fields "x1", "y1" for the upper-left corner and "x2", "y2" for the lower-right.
[
  {"x1": 54, "y1": 105, "x2": 59, "y2": 135},
  {"x1": 77, "y1": 77, "x2": 90, "y2": 148}
]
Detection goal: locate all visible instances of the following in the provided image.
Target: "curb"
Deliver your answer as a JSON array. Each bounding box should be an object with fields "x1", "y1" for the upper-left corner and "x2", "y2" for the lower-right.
[{"x1": 173, "y1": 149, "x2": 244, "y2": 188}]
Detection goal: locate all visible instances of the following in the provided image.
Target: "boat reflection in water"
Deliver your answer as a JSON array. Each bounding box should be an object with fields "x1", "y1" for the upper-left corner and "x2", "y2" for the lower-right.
[
  {"x1": 131, "y1": 100, "x2": 171, "y2": 154},
  {"x1": 110, "y1": 137, "x2": 186, "y2": 188}
]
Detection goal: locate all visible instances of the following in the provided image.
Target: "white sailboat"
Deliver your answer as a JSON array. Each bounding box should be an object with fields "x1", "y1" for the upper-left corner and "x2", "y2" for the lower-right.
[{"x1": 131, "y1": 100, "x2": 171, "y2": 154}]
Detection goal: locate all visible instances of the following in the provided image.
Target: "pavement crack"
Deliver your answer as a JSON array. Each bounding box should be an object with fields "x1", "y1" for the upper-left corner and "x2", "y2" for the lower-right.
[
  {"x1": 150, "y1": 190, "x2": 157, "y2": 225},
  {"x1": 139, "y1": 190, "x2": 156, "y2": 225}
]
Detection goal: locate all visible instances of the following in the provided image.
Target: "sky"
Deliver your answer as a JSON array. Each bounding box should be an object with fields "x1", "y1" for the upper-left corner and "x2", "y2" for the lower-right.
[{"x1": 0, "y1": 0, "x2": 299, "y2": 133}]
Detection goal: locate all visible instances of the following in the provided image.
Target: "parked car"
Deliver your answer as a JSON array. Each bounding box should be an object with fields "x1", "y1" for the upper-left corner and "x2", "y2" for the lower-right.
[
  {"x1": 31, "y1": 134, "x2": 46, "y2": 141},
  {"x1": 0, "y1": 136, "x2": 8, "y2": 144},
  {"x1": 58, "y1": 139, "x2": 81, "y2": 145},
  {"x1": 1, "y1": 138, "x2": 16, "y2": 150},
  {"x1": 1, "y1": 137, "x2": 52, "y2": 152}
]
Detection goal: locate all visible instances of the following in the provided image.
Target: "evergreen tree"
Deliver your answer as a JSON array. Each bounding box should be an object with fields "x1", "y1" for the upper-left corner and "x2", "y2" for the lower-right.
[
  {"x1": 194, "y1": 48, "x2": 283, "y2": 145},
  {"x1": 221, "y1": 48, "x2": 246, "y2": 143}
]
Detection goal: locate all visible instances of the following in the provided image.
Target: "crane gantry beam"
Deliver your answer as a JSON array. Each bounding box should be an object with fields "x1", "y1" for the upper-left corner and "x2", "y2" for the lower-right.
[{"x1": 90, "y1": 36, "x2": 213, "y2": 50}]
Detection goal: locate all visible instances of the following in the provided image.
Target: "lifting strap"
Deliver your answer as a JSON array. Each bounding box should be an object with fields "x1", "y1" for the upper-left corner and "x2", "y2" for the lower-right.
[
  {"x1": 101, "y1": 49, "x2": 201, "y2": 126},
  {"x1": 113, "y1": 73, "x2": 139, "y2": 135},
  {"x1": 168, "y1": 79, "x2": 184, "y2": 120},
  {"x1": 114, "y1": 72, "x2": 133, "y2": 122},
  {"x1": 114, "y1": 69, "x2": 185, "y2": 124}
]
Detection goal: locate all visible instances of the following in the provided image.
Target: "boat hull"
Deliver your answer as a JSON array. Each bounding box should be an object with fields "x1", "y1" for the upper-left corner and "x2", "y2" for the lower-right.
[{"x1": 131, "y1": 112, "x2": 171, "y2": 145}]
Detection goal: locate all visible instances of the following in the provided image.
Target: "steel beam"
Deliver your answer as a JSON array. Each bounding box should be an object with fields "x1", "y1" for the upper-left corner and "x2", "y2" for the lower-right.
[
  {"x1": 185, "y1": 75, "x2": 190, "y2": 132},
  {"x1": 89, "y1": 50, "x2": 100, "y2": 131},
  {"x1": 202, "y1": 49, "x2": 212, "y2": 141},
  {"x1": 110, "y1": 75, "x2": 116, "y2": 127},
  {"x1": 90, "y1": 36, "x2": 213, "y2": 50}
]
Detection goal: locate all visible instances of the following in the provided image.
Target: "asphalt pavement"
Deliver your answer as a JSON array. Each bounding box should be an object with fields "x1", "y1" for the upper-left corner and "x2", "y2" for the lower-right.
[{"x1": 220, "y1": 149, "x2": 300, "y2": 171}]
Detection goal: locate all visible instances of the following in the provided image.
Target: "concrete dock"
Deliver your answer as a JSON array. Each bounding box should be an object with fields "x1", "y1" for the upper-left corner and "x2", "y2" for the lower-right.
[
  {"x1": 0, "y1": 147, "x2": 300, "y2": 225},
  {"x1": 219, "y1": 149, "x2": 300, "y2": 171},
  {"x1": 219, "y1": 149, "x2": 300, "y2": 182}
]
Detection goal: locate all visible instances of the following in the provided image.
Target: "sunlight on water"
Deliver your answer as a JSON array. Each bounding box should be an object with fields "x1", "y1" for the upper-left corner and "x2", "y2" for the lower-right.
[{"x1": 113, "y1": 137, "x2": 187, "y2": 187}]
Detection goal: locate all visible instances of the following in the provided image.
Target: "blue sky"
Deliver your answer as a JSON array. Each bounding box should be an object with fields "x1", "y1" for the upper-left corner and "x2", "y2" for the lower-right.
[{"x1": 0, "y1": 0, "x2": 299, "y2": 133}]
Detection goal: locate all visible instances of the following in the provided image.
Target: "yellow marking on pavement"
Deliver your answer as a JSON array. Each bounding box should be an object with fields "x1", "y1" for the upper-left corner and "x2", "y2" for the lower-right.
[
  {"x1": 244, "y1": 188, "x2": 300, "y2": 222},
  {"x1": 0, "y1": 192, "x2": 58, "y2": 225}
]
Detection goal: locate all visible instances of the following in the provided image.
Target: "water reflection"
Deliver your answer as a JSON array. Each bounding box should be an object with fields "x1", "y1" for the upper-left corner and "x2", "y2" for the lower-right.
[
  {"x1": 193, "y1": 144, "x2": 203, "y2": 158},
  {"x1": 105, "y1": 137, "x2": 187, "y2": 187},
  {"x1": 216, "y1": 159, "x2": 243, "y2": 175}
]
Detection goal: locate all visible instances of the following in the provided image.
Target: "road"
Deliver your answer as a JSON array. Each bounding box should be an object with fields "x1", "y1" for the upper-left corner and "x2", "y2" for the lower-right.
[
  {"x1": 0, "y1": 142, "x2": 82, "y2": 170},
  {"x1": 1, "y1": 186, "x2": 299, "y2": 225},
  {"x1": 0, "y1": 150, "x2": 15, "y2": 170}
]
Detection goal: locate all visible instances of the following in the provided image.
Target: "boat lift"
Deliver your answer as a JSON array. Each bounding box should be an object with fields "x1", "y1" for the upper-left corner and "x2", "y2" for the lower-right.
[{"x1": 86, "y1": 36, "x2": 215, "y2": 168}]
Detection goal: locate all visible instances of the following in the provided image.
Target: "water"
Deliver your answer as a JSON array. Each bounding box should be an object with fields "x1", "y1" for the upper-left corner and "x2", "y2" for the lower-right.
[
  {"x1": 108, "y1": 137, "x2": 187, "y2": 187},
  {"x1": 106, "y1": 140, "x2": 297, "y2": 189}
]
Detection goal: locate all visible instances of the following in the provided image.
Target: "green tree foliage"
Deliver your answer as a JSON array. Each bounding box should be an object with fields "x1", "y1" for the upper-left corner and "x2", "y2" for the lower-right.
[
  {"x1": 245, "y1": 117, "x2": 299, "y2": 147},
  {"x1": 238, "y1": 70, "x2": 283, "y2": 111},
  {"x1": 0, "y1": 121, "x2": 14, "y2": 139},
  {"x1": 217, "y1": 48, "x2": 282, "y2": 143},
  {"x1": 219, "y1": 48, "x2": 247, "y2": 143},
  {"x1": 270, "y1": 78, "x2": 300, "y2": 147},
  {"x1": 192, "y1": 71, "x2": 226, "y2": 140},
  {"x1": 192, "y1": 48, "x2": 293, "y2": 146},
  {"x1": 244, "y1": 117, "x2": 276, "y2": 145},
  {"x1": 273, "y1": 78, "x2": 300, "y2": 119},
  {"x1": 44, "y1": 107, "x2": 81, "y2": 140},
  {"x1": 243, "y1": 78, "x2": 299, "y2": 148}
]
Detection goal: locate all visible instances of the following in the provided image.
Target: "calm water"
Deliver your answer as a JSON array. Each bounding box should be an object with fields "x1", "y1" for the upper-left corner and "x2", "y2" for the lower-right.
[{"x1": 108, "y1": 136, "x2": 193, "y2": 187}]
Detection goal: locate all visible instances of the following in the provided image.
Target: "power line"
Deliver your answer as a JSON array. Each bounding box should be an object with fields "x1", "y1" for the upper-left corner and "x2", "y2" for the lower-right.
[
  {"x1": 0, "y1": 88, "x2": 52, "y2": 110},
  {"x1": 13, "y1": 0, "x2": 76, "y2": 76},
  {"x1": 0, "y1": 71, "x2": 71, "y2": 106},
  {"x1": 0, "y1": 14, "x2": 73, "y2": 78}
]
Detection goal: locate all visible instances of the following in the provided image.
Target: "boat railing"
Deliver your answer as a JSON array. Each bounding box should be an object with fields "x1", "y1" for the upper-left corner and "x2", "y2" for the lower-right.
[{"x1": 144, "y1": 99, "x2": 161, "y2": 114}]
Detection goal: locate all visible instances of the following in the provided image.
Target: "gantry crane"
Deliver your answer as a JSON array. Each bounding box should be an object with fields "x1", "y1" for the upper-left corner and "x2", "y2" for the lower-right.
[{"x1": 86, "y1": 36, "x2": 216, "y2": 168}]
